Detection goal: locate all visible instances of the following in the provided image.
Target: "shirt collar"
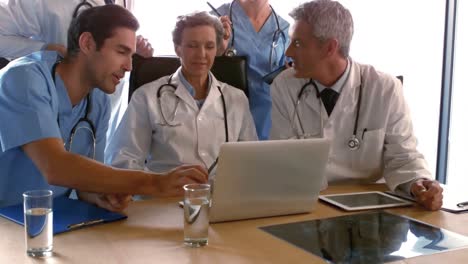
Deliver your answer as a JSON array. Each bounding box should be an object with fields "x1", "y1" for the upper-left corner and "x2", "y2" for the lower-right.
[
  {"x1": 315, "y1": 58, "x2": 351, "y2": 94},
  {"x1": 178, "y1": 71, "x2": 212, "y2": 108}
]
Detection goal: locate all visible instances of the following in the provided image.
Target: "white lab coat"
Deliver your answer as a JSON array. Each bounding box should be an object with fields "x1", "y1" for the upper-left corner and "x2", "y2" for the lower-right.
[
  {"x1": 106, "y1": 68, "x2": 258, "y2": 173},
  {"x1": 270, "y1": 59, "x2": 431, "y2": 191},
  {"x1": 0, "y1": 0, "x2": 129, "y2": 147},
  {"x1": 0, "y1": 0, "x2": 104, "y2": 59}
]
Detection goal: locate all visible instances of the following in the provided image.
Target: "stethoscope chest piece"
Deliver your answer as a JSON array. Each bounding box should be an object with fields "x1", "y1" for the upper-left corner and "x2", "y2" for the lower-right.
[
  {"x1": 224, "y1": 47, "x2": 237, "y2": 57},
  {"x1": 347, "y1": 135, "x2": 360, "y2": 151}
]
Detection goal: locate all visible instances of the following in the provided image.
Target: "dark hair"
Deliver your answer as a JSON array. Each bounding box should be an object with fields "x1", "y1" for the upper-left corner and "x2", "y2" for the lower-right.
[
  {"x1": 67, "y1": 5, "x2": 139, "y2": 57},
  {"x1": 172, "y1": 11, "x2": 224, "y2": 47}
]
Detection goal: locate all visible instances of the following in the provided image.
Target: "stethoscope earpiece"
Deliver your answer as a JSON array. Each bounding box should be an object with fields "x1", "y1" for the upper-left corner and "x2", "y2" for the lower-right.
[{"x1": 347, "y1": 136, "x2": 360, "y2": 151}]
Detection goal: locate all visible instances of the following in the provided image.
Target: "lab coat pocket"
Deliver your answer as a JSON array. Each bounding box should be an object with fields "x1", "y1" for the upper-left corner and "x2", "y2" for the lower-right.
[
  {"x1": 351, "y1": 128, "x2": 385, "y2": 170},
  {"x1": 154, "y1": 109, "x2": 191, "y2": 143}
]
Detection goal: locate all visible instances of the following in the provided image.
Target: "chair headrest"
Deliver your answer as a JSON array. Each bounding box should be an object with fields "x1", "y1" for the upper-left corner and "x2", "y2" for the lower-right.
[{"x1": 129, "y1": 55, "x2": 249, "y2": 102}]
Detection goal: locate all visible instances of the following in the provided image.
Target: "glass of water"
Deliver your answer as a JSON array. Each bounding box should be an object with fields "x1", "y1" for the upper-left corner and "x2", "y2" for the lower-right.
[
  {"x1": 23, "y1": 190, "x2": 53, "y2": 257},
  {"x1": 183, "y1": 184, "x2": 210, "y2": 247}
]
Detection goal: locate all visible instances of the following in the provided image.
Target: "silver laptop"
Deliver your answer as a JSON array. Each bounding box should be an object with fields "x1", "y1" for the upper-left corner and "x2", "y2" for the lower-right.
[{"x1": 209, "y1": 138, "x2": 330, "y2": 223}]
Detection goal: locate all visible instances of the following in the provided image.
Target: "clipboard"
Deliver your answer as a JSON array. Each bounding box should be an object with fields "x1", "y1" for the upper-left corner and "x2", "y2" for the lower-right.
[
  {"x1": 262, "y1": 65, "x2": 287, "y2": 85},
  {"x1": 0, "y1": 196, "x2": 127, "y2": 234},
  {"x1": 262, "y1": 61, "x2": 293, "y2": 85}
]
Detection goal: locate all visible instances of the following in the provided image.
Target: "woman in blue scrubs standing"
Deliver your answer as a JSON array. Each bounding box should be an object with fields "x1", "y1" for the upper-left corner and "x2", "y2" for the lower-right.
[{"x1": 214, "y1": 0, "x2": 289, "y2": 140}]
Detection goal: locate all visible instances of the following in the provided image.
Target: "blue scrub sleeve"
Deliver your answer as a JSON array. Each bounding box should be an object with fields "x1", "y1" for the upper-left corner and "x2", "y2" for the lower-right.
[{"x1": 0, "y1": 66, "x2": 61, "y2": 152}]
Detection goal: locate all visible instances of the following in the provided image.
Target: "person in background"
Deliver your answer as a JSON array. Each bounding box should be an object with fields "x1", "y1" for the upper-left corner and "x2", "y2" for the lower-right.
[
  {"x1": 214, "y1": 0, "x2": 289, "y2": 140},
  {"x1": 269, "y1": 0, "x2": 443, "y2": 210},
  {"x1": 106, "y1": 11, "x2": 257, "y2": 179},
  {"x1": 0, "y1": 5, "x2": 207, "y2": 211},
  {"x1": 0, "y1": 0, "x2": 154, "y2": 145}
]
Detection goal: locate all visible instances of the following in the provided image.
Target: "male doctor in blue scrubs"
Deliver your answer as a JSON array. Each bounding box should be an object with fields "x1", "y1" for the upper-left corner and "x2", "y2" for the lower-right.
[{"x1": 0, "y1": 5, "x2": 208, "y2": 211}]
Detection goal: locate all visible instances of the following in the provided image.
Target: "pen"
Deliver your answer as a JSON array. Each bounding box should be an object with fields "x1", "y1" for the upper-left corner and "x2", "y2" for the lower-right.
[
  {"x1": 207, "y1": 2, "x2": 222, "y2": 17},
  {"x1": 361, "y1": 128, "x2": 367, "y2": 140},
  {"x1": 67, "y1": 219, "x2": 104, "y2": 229},
  {"x1": 177, "y1": 161, "x2": 216, "y2": 208},
  {"x1": 207, "y1": 2, "x2": 233, "y2": 26},
  {"x1": 457, "y1": 201, "x2": 468, "y2": 208}
]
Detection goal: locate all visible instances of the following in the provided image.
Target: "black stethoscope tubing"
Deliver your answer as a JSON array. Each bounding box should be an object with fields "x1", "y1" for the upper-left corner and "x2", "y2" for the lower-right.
[
  {"x1": 226, "y1": 0, "x2": 285, "y2": 69},
  {"x1": 156, "y1": 75, "x2": 229, "y2": 143},
  {"x1": 51, "y1": 61, "x2": 96, "y2": 153},
  {"x1": 295, "y1": 77, "x2": 363, "y2": 150}
]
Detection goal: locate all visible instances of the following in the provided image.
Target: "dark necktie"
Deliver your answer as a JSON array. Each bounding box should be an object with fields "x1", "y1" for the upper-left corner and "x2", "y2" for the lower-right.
[{"x1": 320, "y1": 88, "x2": 339, "y2": 116}]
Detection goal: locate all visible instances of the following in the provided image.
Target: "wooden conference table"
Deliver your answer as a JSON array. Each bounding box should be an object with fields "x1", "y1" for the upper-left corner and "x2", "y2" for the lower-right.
[{"x1": 1, "y1": 184, "x2": 467, "y2": 264}]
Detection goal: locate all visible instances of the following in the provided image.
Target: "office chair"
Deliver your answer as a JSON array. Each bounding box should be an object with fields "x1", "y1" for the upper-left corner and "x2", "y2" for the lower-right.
[
  {"x1": 129, "y1": 55, "x2": 249, "y2": 102},
  {"x1": 0, "y1": 57, "x2": 9, "y2": 70},
  {"x1": 211, "y1": 56, "x2": 249, "y2": 98}
]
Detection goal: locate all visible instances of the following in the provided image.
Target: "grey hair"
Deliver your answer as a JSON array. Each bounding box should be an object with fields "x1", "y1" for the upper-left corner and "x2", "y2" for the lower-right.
[
  {"x1": 289, "y1": 0, "x2": 353, "y2": 57},
  {"x1": 172, "y1": 11, "x2": 224, "y2": 47}
]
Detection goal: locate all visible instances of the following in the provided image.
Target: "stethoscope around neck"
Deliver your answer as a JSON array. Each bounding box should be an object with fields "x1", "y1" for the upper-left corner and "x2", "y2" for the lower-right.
[
  {"x1": 293, "y1": 78, "x2": 363, "y2": 151},
  {"x1": 225, "y1": 0, "x2": 286, "y2": 71},
  {"x1": 156, "y1": 74, "x2": 229, "y2": 143},
  {"x1": 51, "y1": 61, "x2": 96, "y2": 159}
]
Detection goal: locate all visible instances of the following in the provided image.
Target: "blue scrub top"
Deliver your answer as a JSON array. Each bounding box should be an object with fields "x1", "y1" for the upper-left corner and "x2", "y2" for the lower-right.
[
  {"x1": 0, "y1": 51, "x2": 110, "y2": 207},
  {"x1": 217, "y1": 2, "x2": 289, "y2": 139}
]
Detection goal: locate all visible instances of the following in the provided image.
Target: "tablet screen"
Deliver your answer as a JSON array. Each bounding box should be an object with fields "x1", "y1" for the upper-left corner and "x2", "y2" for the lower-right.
[{"x1": 319, "y1": 191, "x2": 412, "y2": 211}]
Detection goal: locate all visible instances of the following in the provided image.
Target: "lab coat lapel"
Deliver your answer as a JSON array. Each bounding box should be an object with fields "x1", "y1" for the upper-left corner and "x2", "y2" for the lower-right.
[
  {"x1": 200, "y1": 72, "x2": 221, "y2": 112},
  {"x1": 327, "y1": 59, "x2": 361, "y2": 122},
  {"x1": 173, "y1": 69, "x2": 198, "y2": 111},
  {"x1": 301, "y1": 80, "x2": 322, "y2": 118}
]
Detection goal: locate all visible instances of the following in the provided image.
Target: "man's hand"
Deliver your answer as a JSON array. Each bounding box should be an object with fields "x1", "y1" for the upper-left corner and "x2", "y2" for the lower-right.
[
  {"x1": 152, "y1": 165, "x2": 208, "y2": 197},
  {"x1": 411, "y1": 179, "x2": 444, "y2": 211},
  {"x1": 217, "y1": 16, "x2": 232, "y2": 56},
  {"x1": 78, "y1": 192, "x2": 132, "y2": 212},
  {"x1": 44, "y1": 43, "x2": 67, "y2": 57},
  {"x1": 136, "y1": 35, "x2": 154, "y2": 58}
]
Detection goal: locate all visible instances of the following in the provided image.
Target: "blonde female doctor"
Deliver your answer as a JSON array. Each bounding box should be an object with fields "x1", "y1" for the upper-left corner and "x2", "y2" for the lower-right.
[
  {"x1": 106, "y1": 11, "x2": 257, "y2": 175},
  {"x1": 270, "y1": 0, "x2": 443, "y2": 211}
]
